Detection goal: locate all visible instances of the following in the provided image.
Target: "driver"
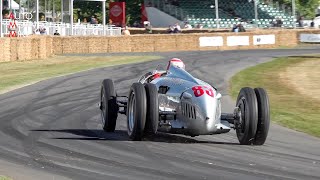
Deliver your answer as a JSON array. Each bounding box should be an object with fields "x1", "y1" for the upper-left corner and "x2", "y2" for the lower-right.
[
  {"x1": 166, "y1": 58, "x2": 185, "y2": 70},
  {"x1": 140, "y1": 58, "x2": 185, "y2": 83}
]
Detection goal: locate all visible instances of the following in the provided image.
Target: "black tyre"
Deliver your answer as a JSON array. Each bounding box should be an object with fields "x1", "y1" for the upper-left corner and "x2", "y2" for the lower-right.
[
  {"x1": 127, "y1": 83, "x2": 147, "y2": 140},
  {"x1": 253, "y1": 88, "x2": 270, "y2": 145},
  {"x1": 235, "y1": 87, "x2": 258, "y2": 145},
  {"x1": 144, "y1": 83, "x2": 159, "y2": 135},
  {"x1": 100, "y1": 79, "x2": 118, "y2": 132}
]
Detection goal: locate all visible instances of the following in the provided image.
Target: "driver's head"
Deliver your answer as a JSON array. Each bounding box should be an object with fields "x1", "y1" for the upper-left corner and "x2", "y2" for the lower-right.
[{"x1": 167, "y1": 58, "x2": 185, "y2": 70}]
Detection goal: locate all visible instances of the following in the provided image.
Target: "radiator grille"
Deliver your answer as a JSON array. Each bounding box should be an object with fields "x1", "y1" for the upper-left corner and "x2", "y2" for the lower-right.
[{"x1": 181, "y1": 102, "x2": 196, "y2": 119}]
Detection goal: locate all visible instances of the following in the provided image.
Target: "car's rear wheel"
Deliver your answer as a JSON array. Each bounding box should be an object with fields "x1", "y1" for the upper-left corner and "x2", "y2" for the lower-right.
[
  {"x1": 235, "y1": 87, "x2": 258, "y2": 145},
  {"x1": 144, "y1": 83, "x2": 159, "y2": 135},
  {"x1": 253, "y1": 88, "x2": 270, "y2": 145},
  {"x1": 100, "y1": 79, "x2": 118, "y2": 132},
  {"x1": 127, "y1": 83, "x2": 147, "y2": 140}
]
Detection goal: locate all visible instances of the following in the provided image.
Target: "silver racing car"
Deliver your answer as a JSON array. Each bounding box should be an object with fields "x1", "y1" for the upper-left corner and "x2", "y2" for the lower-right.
[{"x1": 99, "y1": 58, "x2": 270, "y2": 145}]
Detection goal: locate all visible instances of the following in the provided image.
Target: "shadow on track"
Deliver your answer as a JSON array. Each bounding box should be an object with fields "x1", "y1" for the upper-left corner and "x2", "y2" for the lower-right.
[
  {"x1": 31, "y1": 129, "x2": 239, "y2": 145},
  {"x1": 289, "y1": 55, "x2": 320, "y2": 58}
]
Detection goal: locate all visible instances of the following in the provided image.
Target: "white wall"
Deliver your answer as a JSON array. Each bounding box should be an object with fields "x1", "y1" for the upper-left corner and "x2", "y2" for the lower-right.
[{"x1": 145, "y1": 7, "x2": 182, "y2": 28}]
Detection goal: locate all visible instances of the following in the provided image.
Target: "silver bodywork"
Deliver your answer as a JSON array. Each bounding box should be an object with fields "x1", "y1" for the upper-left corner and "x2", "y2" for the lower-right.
[{"x1": 140, "y1": 66, "x2": 231, "y2": 136}]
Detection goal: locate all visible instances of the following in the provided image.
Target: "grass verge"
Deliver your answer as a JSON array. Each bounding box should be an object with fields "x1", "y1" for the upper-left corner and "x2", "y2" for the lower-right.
[
  {"x1": 0, "y1": 176, "x2": 12, "y2": 180},
  {"x1": 230, "y1": 55, "x2": 320, "y2": 137},
  {"x1": 0, "y1": 55, "x2": 161, "y2": 94}
]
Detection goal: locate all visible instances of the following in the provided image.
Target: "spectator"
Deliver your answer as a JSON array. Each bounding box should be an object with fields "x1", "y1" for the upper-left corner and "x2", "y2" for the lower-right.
[
  {"x1": 54, "y1": 30, "x2": 60, "y2": 36},
  {"x1": 276, "y1": 17, "x2": 283, "y2": 27},
  {"x1": 144, "y1": 21, "x2": 152, "y2": 34},
  {"x1": 122, "y1": 26, "x2": 131, "y2": 36},
  {"x1": 39, "y1": 27, "x2": 46, "y2": 35},
  {"x1": 231, "y1": 24, "x2": 239, "y2": 32},
  {"x1": 173, "y1": 23, "x2": 181, "y2": 33},
  {"x1": 168, "y1": 25, "x2": 175, "y2": 33},
  {"x1": 35, "y1": 29, "x2": 41, "y2": 35},
  {"x1": 184, "y1": 22, "x2": 192, "y2": 29},
  {"x1": 270, "y1": 19, "x2": 276, "y2": 27},
  {"x1": 3, "y1": 13, "x2": 9, "y2": 19},
  {"x1": 40, "y1": 15, "x2": 45, "y2": 21},
  {"x1": 108, "y1": 19, "x2": 113, "y2": 25},
  {"x1": 238, "y1": 24, "x2": 246, "y2": 32},
  {"x1": 310, "y1": 20, "x2": 315, "y2": 28},
  {"x1": 133, "y1": 21, "x2": 139, "y2": 27},
  {"x1": 90, "y1": 16, "x2": 98, "y2": 24},
  {"x1": 231, "y1": 24, "x2": 246, "y2": 32},
  {"x1": 196, "y1": 23, "x2": 203, "y2": 29},
  {"x1": 298, "y1": 16, "x2": 304, "y2": 27}
]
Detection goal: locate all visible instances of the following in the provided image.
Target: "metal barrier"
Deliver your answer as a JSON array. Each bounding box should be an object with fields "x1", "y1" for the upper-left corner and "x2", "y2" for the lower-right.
[{"x1": 1, "y1": 20, "x2": 122, "y2": 37}]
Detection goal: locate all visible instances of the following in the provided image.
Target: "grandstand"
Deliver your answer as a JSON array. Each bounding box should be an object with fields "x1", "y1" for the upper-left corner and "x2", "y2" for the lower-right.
[{"x1": 146, "y1": 0, "x2": 295, "y2": 28}]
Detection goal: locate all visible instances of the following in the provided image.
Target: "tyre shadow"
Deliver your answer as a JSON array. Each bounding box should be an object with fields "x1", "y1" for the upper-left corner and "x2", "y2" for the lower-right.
[{"x1": 31, "y1": 129, "x2": 239, "y2": 145}]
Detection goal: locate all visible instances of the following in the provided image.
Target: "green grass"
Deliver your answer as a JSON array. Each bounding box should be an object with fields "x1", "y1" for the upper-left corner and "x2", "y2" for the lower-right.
[
  {"x1": 0, "y1": 55, "x2": 161, "y2": 94},
  {"x1": 0, "y1": 176, "x2": 12, "y2": 180},
  {"x1": 230, "y1": 56, "x2": 320, "y2": 137}
]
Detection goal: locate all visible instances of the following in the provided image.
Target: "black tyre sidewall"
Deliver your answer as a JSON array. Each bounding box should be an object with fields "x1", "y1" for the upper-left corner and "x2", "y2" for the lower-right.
[
  {"x1": 101, "y1": 79, "x2": 118, "y2": 132},
  {"x1": 236, "y1": 87, "x2": 258, "y2": 145},
  {"x1": 253, "y1": 88, "x2": 270, "y2": 145},
  {"x1": 127, "y1": 83, "x2": 147, "y2": 140},
  {"x1": 144, "y1": 83, "x2": 159, "y2": 135}
]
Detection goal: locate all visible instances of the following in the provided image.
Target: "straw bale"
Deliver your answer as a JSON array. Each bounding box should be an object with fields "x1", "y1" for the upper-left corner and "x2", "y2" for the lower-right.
[
  {"x1": 38, "y1": 36, "x2": 47, "y2": 59},
  {"x1": 175, "y1": 34, "x2": 198, "y2": 51},
  {"x1": 108, "y1": 36, "x2": 131, "y2": 52},
  {"x1": 278, "y1": 31, "x2": 297, "y2": 47},
  {"x1": 130, "y1": 35, "x2": 155, "y2": 52},
  {"x1": 24, "y1": 37, "x2": 34, "y2": 60},
  {"x1": 0, "y1": 38, "x2": 10, "y2": 62},
  {"x1": 45, "y1": 36, "x2": 53, "y2": 57},
  {"x1": 16, "y1": 37, "x2": 27, "y2": 60},
  {"x1": 88, "y1": 37, "x2": 109, "y2": 53},
  {"x1": 9, "y1": 38, "x2": 18, "y2": 61},
  {"x1": 62, "y1": 36, "x2": 89, "y2": 54},
  {"x1": 154, "y1": 35, "x2": 177, "y2": 52},
  {"x1": 31, "y1": 37, "x2": 40, "y2": 59},
  {"x1": 74, "y1": 36, "x2": 89, "y2": 54},
  {"x1": 52, "y1": 36, "x2": 63, "y2": 54},
  {"x1": 61, "y1": 37, "x2": 74, "y2": 54},
  {"x1": 0, "y1": 40, "x2": 4, "y2": 61}
]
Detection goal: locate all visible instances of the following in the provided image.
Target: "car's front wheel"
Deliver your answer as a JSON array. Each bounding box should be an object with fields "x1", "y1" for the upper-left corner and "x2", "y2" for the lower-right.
[
  {"x1": 253, "y1": 88, "x2": 270, "y2": 145},
  {"x1": 235, "y1": 87, "x2": 258, "y2": 145},
  {"x1": 100, "y1": 79, "x2": 118, "y2": 132},
  {"x1": 127, "y1": 83, "x2": 147, "y2": 140},
  {"x1": 144, "y1": 83, "x2": 159, "y2": 135}
]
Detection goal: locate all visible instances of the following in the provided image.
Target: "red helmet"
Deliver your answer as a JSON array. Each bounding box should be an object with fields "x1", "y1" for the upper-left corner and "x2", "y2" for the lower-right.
[{"x1": 166, "y1": 58, "x2": 185, "y2": 70}]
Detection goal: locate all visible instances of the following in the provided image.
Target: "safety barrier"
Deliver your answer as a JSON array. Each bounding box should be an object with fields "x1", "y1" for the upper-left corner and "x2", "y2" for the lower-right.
[{"x1": 1, "y1": 29, "x2": 320, "y2": 62}]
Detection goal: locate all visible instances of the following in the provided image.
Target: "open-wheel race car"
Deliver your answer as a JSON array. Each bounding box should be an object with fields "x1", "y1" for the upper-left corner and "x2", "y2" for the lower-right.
[{"x1": 99, "y1": 58, "x2": 270, "y2": 145}]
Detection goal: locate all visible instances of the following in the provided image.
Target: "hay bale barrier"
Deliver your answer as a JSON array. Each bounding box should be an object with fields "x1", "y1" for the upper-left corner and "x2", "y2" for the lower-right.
[{"x1": 0, "y1": 29, "x2": 320, "y2": 62}]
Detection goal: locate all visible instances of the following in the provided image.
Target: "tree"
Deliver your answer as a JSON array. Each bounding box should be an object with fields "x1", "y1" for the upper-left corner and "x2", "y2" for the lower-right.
[
  {"x1": 276, "y1": 0, "x2": 320, "y2": 18},
  {"x1": 119, "y1": 0, "x2": 144, "y2": 25},
  {"x1": 73, "y1": 1, "x2": 104, "y2": 23}
]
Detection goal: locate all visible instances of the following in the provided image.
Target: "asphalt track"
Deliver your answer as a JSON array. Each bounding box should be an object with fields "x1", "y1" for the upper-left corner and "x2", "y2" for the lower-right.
[{"x1": 0, "y1": 48, "x2": 320, "y2": 180}]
